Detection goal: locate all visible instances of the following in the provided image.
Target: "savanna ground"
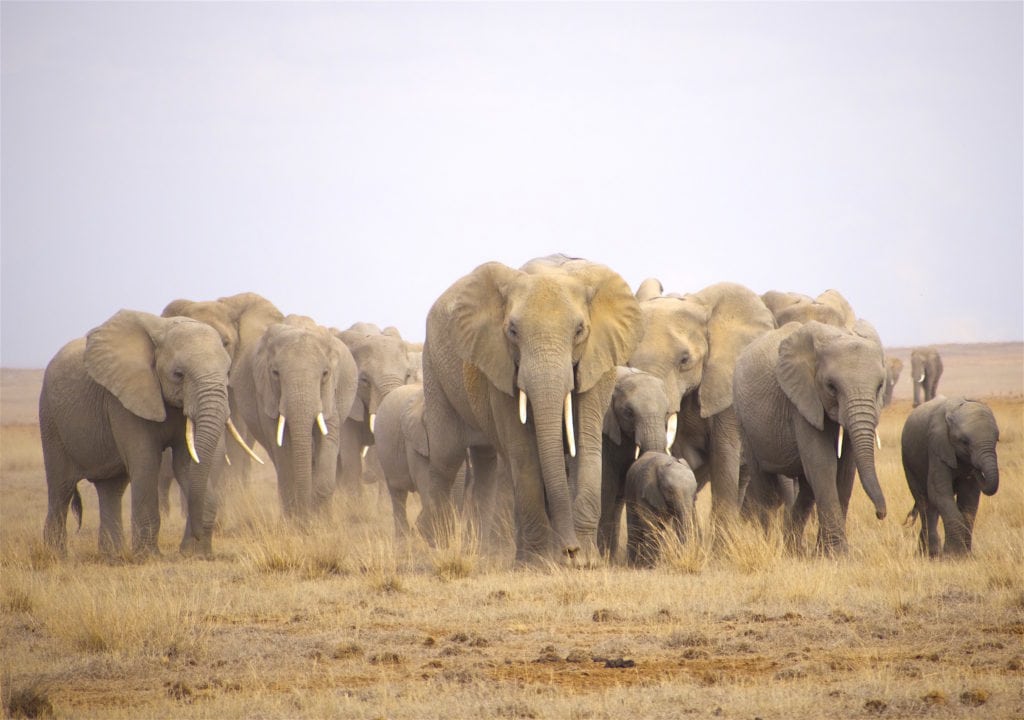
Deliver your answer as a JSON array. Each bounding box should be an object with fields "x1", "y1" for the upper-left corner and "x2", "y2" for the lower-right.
[{"x1": 1, "y1": 344, "x2": 1022, "y2": 719}]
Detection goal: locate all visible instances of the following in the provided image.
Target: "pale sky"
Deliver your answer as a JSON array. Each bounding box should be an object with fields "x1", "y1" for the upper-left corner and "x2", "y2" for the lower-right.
[{"x1": 2, "y1": 2, "x2": 1021, "y2": 368}]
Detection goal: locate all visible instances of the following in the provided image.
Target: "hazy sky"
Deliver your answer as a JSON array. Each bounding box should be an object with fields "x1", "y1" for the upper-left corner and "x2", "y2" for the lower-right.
[{"x1": 2, "y1": 2, "x2": 1021, "y2": 368}]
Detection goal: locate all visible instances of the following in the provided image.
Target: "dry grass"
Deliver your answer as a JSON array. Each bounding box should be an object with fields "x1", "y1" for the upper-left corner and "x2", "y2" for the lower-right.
[{"x1": 2, "y1": 355, "x2": 1023, "y2": 719}]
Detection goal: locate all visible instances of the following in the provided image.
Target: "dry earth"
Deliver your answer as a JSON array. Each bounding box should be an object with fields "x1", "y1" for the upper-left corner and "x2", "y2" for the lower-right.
[{"x1": 1, "y1": 343, "x2": 1022, "y2": 719}]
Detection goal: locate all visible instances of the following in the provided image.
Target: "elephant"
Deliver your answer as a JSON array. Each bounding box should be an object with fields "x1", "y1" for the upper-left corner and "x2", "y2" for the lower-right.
[
  {"x1": 374, "y1": 383, "x2": 430, "y2": 538},
  {"x1": 597, "y1": 366, "x2": 676, "y2": 559},
  {"x1": 158, "y1": 292, "x2": 283, "y2": 516},
  {"x1": 760, "y1": 289, "x2": 855, "y2": 329},
  {"x1": 627, "y1": 282, "x2": 776, "y2": 524},
  {"x1": 334, "y1": 323, "x2": 417, "y2": 495},
  {"x1": 231, "y1": 315, "x2": 359, "y2": 520},
  {"x1": 624, "y1": 451, "x2": 699, "y2": 567},
  {"x1": 883, "y1": 356, "x2": 903, "y2": 407},
  {"x1": 39, "y1": 310, "x2": 235, "y2": 557},
  {"x1": 422, "y1": 255, "x2": 643, "y2": 563},
  {"x1": 911, "y1": 347, "x2": 943, "y2": 407},
  {"x1": 901, "y1": 397, "x2": 1000, "y2": 556},
  {"x1": 733, "y1": 320, "x2": 889, "y2": 554}
]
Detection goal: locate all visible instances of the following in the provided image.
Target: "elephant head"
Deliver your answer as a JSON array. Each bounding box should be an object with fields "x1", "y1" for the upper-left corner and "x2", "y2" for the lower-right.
[
  {"x1": 625, "y1": 451, "x2": 699, "y2": 565},
  {"x1": 883, "y1": 356, "x2": 903, "y2": 407},
  {"x1": 776, "y1": 320, "x2": 888, "y2": 519},
  {"x1": 447, "y1": 258, "x2": 643, "y2": 555},
  {"x1": 933, "y1": 398, "x2": 1000, "y2": 496},
  {"x1": 761, "y1": 290, "x2": 851, "y2": 329},
  {"x1": 630, "y1": 282, "x2": 777, "y2": 420},
  {"x1": 910, "y1": 347, "x2": 943, "y2": 407},
  {"x1": 604, "y1": 367, "x2": 676, "y2": 457},
  {"x1": 248, "y1": 316, "x2": 359, "y2": 518},
  {"x1": 336, "y1": 322, "x2": 415, "y2": 436},
  {"x1": 84, "y1": 310, "x2": 232, "y2": 552}
]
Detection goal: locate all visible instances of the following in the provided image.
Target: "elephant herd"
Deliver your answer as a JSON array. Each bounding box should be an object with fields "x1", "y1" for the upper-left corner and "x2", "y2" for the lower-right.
[{"x1": 39, "y1": 255, "x2": 998, "y2": 566}]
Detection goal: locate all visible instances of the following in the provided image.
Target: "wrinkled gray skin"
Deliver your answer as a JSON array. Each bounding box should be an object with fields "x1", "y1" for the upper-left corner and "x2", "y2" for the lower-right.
[
  {"x1": 158, "y1": 292, "x2": 283, "y2": 519},
  {"x1": 40, "y1": 310, "x2": 232, "y2": 558},
  {"x1": 911, "y1": 347, "x2": 943, "y2": 407},
  {"x1": 761, "y1": 289, "x2": 856, "y2": 330},
  {"x1": 423, "y1": 255, "x2": 643, "y2": 563},
  {"x1": 628, "y1": 283, "x2": 776, "y2": 525},
  {"x1": 902, "y1": 397, "x2": 1000, "y2": 556},
  {"x1": 334, "y1": 323, "x2": 416, "y2": 495},
  {"x1": 625, "y1": 452, "x2": 699, "y2": 567},
  {"x1": 232, "y1": 316, "x2": 358, "y2": 520},
  {"x1": 598, "y1": 367, "x2": 674, "y2": 559},
  {"x1": 883, "y1": 357, "x2": 903, "y2": 407},
  {"x1": 374, "y1": 383, "x2": 430, "y2": 538},
  {"x1": 734, "y1": 320, "x2": 889, "y2": 555}
]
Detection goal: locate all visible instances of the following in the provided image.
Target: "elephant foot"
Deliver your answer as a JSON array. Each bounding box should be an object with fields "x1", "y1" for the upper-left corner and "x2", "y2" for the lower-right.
[{"x1": 179, "y1": 536, "x2": 214, "y2": 559}]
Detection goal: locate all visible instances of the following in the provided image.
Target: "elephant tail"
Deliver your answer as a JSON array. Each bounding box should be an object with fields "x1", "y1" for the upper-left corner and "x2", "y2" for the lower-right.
[
  {"x1": 903, "y1": 503, "x2": 920, "y2": 528},
  {"x1": 71, "y1": 485, "x2": 83, "y2": 532}
]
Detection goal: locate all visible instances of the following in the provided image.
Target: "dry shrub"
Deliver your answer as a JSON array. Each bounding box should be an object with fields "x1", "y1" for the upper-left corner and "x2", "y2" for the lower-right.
[
  {"x1": 2, "y1": 674, "x2": 54, "y2": 719},
  {"x1": 649, "y1": 519, "x2": 708, "y2": 574},
  {"x1": 716, "y1": 517, "x2": 786, "y2": 575},
  {"x1": 425, "y1": 511, "x2": 480, "y2": 581},
  {"x1": 237, "y1": 518, "x2": 355, "y2": 579}
]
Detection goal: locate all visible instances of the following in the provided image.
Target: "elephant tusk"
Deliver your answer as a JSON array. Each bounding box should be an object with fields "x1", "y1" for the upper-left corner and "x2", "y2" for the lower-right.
[
  {"x1": 360, "y1": 445, "x2": 369, "y2": 459},
  {"x1": 836, "y1": 425, "x2": 844, "y2": 459},
  {"x1": 224, "y1": 453, "x2": 231, "y2": 466},
  {"x1": 369, "y1": 413, "x2": 376, "y2": 434},
  {"x1": 564, "y1": 392, "x2": 576, "y2": 458},
  {"x1": 666, "y1": 412, "x2": 678, "y2": 452},
  {"x1": 185, "y1": 416, "x2": 200, "y2": 464},
  {"x1": 317, "y1": 412, "x2": 328, "y2": 436},
  {"x1": 519, "y1": 390, "x2": 528, "y2": 425},
  {"x1": 226, "y1": 417, "x2": 264, "y2": 467},
  {"x1": 918, "y1": 374, "x2": 925, "y2": 383},
  {"x1": 876, "y1": 431, "x2": 882, "y2": 450},
  {"x1": 634, "y1": 444, "x2": 640, "y2": 461},
  {"x1": 276, "y1": 415, "x2": 286, "y2": 447}
]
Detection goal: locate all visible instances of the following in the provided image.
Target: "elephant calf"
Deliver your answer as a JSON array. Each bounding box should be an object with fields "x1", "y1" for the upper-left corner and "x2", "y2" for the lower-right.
[
  {"x1": 902, "y1": 397, "x2": 1000, "y2": 557},
  {"x1": 624, "y1": 452, "x2": 698, "y2": 567}
]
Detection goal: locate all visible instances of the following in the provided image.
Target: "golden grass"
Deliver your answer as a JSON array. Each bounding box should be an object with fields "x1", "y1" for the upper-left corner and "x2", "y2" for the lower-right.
[{"x1": 2, "y1": 387, "x2": 1022, "y2": 718}]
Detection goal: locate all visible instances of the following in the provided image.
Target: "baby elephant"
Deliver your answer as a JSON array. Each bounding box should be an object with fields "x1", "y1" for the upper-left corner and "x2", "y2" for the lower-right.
[
  {"x1": 902, "y1": 397, "x2": 1000, "y2": 556},
  {"x1": 625, "y1": 452, "x2": 698, "y2": 567}
]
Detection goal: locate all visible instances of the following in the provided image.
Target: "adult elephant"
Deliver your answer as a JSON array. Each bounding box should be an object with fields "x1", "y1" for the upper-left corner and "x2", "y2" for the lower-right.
[
  {"x1": 883, "y1": 356, "x2": 903, "y2": 407},
  {"x1": 40, "y1": 310, "x2": 234, "y2": 557},
  {"x1": 598, "y1": 367, "x2": 676, "y2": 559},
  {"x1": 628, "y1": 283, "x2": 776, "y2": 523},
  {"x1": 158, "y1": 292, "x2": 283, "y2": 515},
  {"x1": 232, "y1": 316, "x2": 359, "y2": 520},
  {"x1": 902, "y1": 397, "x2": 1000, "y2": 556},
  {"x1": 422, "y1": 255, "x2": 643, "y2": 563},
  {"x1": 911, "y1": 347, "x2": 943, "y2": 407},
  {"x1": 733, "y1": 320, "x2": 889, "y2": 554},
  {"x1": 334, "y1": 323, "x2": 417, "y2": 494}
]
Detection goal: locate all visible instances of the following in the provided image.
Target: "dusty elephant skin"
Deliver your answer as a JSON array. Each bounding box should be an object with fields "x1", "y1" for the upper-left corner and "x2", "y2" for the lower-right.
[
  {"x1": 231, "y1": 316, "x2": 359, "y2": 521},
  {"x1": 373, "y1": 382, "x2": 430, "y2": 539},
  {"x1": 39, "y1": 310, "x2": 232, "y2": 558},
  {"x1": 624, "y1": 451, "x2": 698, "y2": 567},
  {"x1": 901, "y1": 397, "x2": 1000, "y2": 556},
  {"x1": 734, "y1": 320, "x2": 889, "y2": 555},
  {"x1": 911, "y1": 346, "x2": 943, "y2": 407},
  {"x1": 422, "y1": 255, "x2": 643, "y2": 563}
]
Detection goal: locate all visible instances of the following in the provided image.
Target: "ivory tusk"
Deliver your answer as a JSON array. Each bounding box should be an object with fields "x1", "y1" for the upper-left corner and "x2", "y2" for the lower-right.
[
  {"x1": 837, "y1": 425, "x2": 844, "y2": 459},
  {"x1": 317, "y1": 412, "x2": 328, "y2": 436},
  {"x1": 224, "y1": 453, "x2": 231, "y2": 466},
  {"x1": 564, "y1": 392, "x2": 576, "y2": 458},
  {"x1": 918, "y1": 374, "x2": 925, "y2": 383},
  {"x1": 666, "y1": 412, "x2": 678, "y2": 452},
  {"x1": 185, "y1": 416, "x2": 200, "y2": 464},
  {"x1": 360, "y1": 445, "x2": 369, "y2": 459},
  {"x1": 227, "y1": 418, "x2": 264, "y2": 464},
  {"x1": 276, "y1": 415, "x2": 286, "y2": 447},
  {"x1": 519, "y1": 390, "x2": 528, "y2": 425},
  {"x1": 876, "y1": 431, "x2": 882, "y2": 450},
  {"x1": 634, "y1": 445, "x2": 641, "y2": 461},
  {"x1": 369, "y1": 413, "x2": 376, "y2": 434}
]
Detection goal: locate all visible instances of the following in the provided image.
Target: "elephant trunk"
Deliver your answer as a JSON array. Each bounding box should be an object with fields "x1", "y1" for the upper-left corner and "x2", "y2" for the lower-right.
[
  {"x1": 279, "y1": 383, "x2": 321, "y2": 521},
  {"x1": 368, "y1": 375, "x2": 406, "y2": 434},
  {"x1": 519, "y1": 360, "x2": 579, "y2": 557},
  {"x1": 182, "y1": 377, "x2": 230, "y2": 553},
  {"x1": 844, "y1": 399, "x2": 887, "y2": 520},
  {"x1": 974, "y1": 444, "x2": 999, "y2": 496},
  {"x1": 635, "y1": 417, "x2": 669, "y2": 456}
]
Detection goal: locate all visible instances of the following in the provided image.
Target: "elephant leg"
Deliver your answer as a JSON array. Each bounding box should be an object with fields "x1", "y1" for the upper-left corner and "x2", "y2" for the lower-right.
[
  {"x1": 42, "y1": 453, "x2": 82, "y2": 555},
  {"x1": 625, "y1": 502, "x2": 653, "y2": 567},
  {"x1": 96, "y1": 475, "x2": 130, "y2": 558},
  {"x1": 420, "y1": 439, "x2": 467, "y2": 547},
  {"x1": 597, "y1": 446, "x2": 626, "y2": 561},
  {"x1": 953, "y1": 481, "x2": 981, "y2": 553},
  {"x1": 336, "y1": 419, "x2": 365, "y2": 496},
  {"x1": 467, "y1": 445, "x2": 498, "y2": 548},
  {"x1": 510, "y1": 449, "x2": 552, "y2": 564},
  {"x1": 157, "y1": 448, "x2": 176, "y2": 517},
  {"x1": 707, "y1": 410, "x2": 742, "y2": 537},
  {"x1": 785, "y1": 477, "x2": 815, "y2": 554},
  {"x1": 389, "y1": 485, "x2": 411, "y2": 539},
  {"x1": 924, "y1": 504, "x2": 942, "y2": 557}
]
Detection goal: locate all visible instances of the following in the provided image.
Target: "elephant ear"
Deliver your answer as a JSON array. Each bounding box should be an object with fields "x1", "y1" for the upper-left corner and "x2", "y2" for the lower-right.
[
  {"x1": 382, "y1": 326, "x2": 403, "y2": 339},
  {"x1": 84, "y1": 310, "x2": 167, "y2": 422},
  {"x1": 402, "y1": 391, "x2": 430, "y2": 457},
  {"x1": 329, "y1": 334, "x2": 360, "y2": 425},
  {"x1": 776, "y1": 322, "x2": 825, "y2": 431},
  {"x1": 251, "y1": 324, "x2": 283, "y2": 420},
  {"x1": 931, "y1": 399, "x2": 965, "y2": 467},
  {"x1": 816, "y1": 289, "x2": 857, "y2": 329},
  {"x1": 696, "y1": 283, "x2": 776, "y2": 418},
  {"x1": 571, "y1": 263, "x2": 644, "y2": 393},
  {"x1": 639, "y1": 468, "x2": 670, "y2": 514},
  {"x1": 635, "y1": 277, "x2": 663, "y2": 302},
  {"x1": 451, "y1": 262, "x2": 521, "y2": 396},
  {"x1": 218, "y1": 292, "x2": 284, "y2": 356},
  {"x1": 161, "y1": 298, "x2": 194, "y2": 318}
]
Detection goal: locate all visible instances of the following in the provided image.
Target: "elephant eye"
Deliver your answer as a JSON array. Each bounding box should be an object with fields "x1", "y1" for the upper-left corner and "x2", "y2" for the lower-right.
[
  {"x1": 271, "y1": 368, "x2": 280, "y2": 378},
  {"x1": 506, "y1": 322, "x2": 518, "y2": 341},
  {"x1": 322, "y1": 369, "x2": 329, "y2": 381},
  {"x1": 575, "y1": 322, "x2": 585, "y2": 339},
  {"x1": 172, "y1": 369, "x2": 185, "y2": 381},
  {"x1": 826, "y1": 380, "x2": 837, "y2": 395},
  {"x1": 678, "y1": 352, "x2": 691, "y2": 368}
]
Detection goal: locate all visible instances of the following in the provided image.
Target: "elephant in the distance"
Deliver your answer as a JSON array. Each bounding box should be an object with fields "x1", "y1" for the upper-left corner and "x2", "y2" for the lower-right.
[
  {"x1": 624, "y1": 452, "x2": 699, "y2": 567},
  {"x1": 232, "y1": 316, "x2": 359, "y2": 520},
  {"x1": 902, "y1": 397, "x2": 1000, "y2": 556},
  {"x1": 911, "y1": 347, "x2": 943, "y2": 407},
  {"x1": 158, "y1": 292, "x2": 283, "y2": 517},
  {"x1": 40, "y1": 310, "x2": 234, "y2": 558},
  {"x1": 423, "y1": 255, "x2": 643, "y2": 563},
  {"x1": 628, "y1": 283, "x2": 776, "y2": 524},
  {"x1": 883, "y1": 356, "x2": 903, "y2": 407},
  {"x1": 734, "y1": 320, "x2": 889, "y2": 555},
  {"x1": 598, "y1": 366, "x2": 676, "y2": 560}
]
